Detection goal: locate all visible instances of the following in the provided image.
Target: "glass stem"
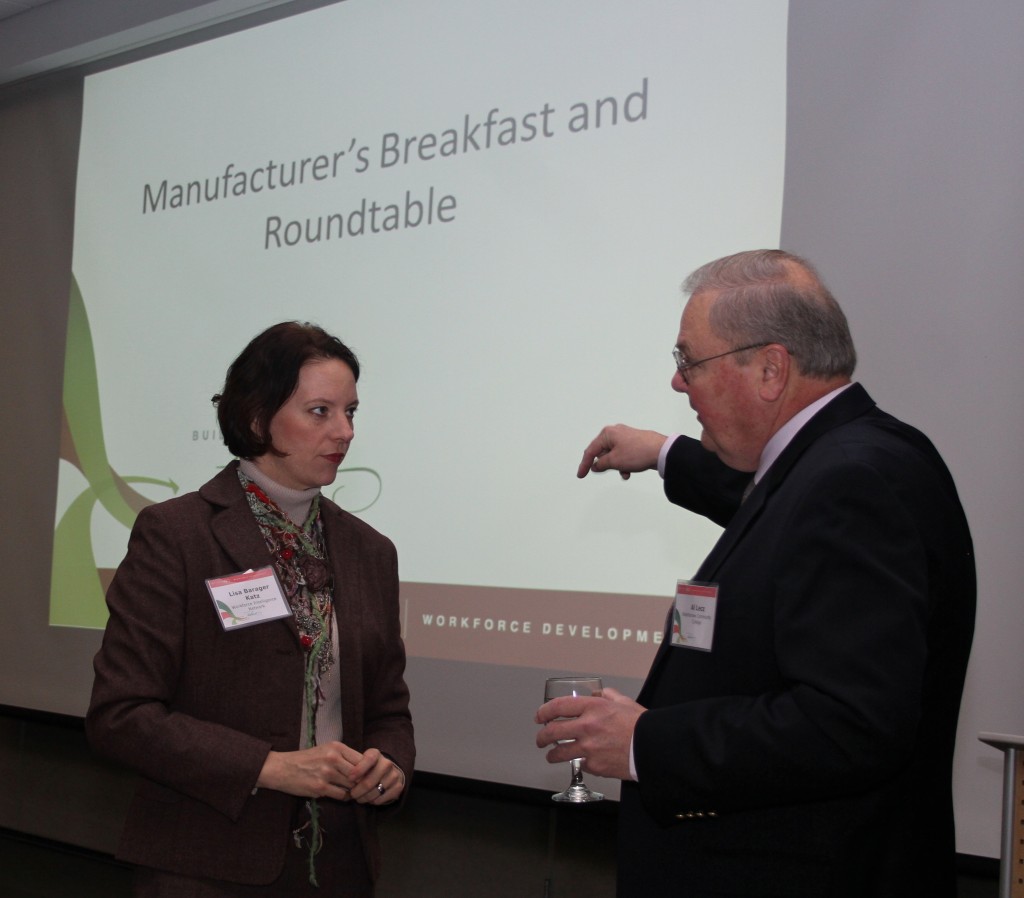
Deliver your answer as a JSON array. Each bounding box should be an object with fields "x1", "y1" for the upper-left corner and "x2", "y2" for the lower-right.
[{"x1": 570, "y1": 758, "x2": 584, "y2": 786}]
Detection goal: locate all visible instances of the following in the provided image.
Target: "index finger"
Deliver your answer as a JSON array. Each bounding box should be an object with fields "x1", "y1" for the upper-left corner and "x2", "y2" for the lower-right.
[
  {"x1": 577, "y1": 430, "x2": 611, "y2": 479},
  {"x1": 348, "y1": 747, "x2": 381, "y2": 782}
]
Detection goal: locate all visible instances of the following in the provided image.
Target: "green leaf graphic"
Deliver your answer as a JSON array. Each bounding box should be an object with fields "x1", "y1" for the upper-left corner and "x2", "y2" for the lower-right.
[{"x1": 50, "y1": 277, "x2": 176, "y2": 629}]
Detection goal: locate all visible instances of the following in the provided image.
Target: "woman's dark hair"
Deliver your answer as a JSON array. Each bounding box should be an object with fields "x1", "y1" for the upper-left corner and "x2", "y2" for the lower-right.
[{"x1": 212, "y1": 321, "x2": 360, "y2": 459}]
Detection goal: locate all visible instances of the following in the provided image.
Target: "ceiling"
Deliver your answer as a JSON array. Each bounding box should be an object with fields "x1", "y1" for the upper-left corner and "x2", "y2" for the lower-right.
[
  {"x1": 0, "y1": 0, "x2": 56, "y2": 22},
  {"x1": 0, "y1": 0, "x2": 320, "y2": 88}
]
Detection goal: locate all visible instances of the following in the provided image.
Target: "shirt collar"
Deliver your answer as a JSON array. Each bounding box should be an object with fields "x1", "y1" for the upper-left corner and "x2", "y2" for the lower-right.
[{"x1": 754, "y1": 383, "x2": 853, "y2": 484}]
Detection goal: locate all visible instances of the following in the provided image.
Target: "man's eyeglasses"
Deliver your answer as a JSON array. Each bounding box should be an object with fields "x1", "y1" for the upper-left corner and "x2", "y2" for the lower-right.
[{"x1": 672, "y1": 343, "x2": 769, "y2": 385}]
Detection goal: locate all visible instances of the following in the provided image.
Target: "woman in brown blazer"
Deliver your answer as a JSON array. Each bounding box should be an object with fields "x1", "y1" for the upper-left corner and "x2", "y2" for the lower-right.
[{"x1": 86, "y1": 322, "x2": 414, "y2": 897}]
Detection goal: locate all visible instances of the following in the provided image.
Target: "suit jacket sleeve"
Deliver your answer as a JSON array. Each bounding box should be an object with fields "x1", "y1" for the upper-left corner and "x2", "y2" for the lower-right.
[{"x1": 663, "y1": 435, "x2": 750, "y2": 527}]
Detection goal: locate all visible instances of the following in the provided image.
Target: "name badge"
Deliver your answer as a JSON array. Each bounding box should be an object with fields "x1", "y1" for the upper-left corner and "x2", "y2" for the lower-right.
[
  {"x1": 205, "y1": 566, "x2": 292, "y2": 630},
  {"x1": 671, "y1": 580, "x2": 718, "y2": 652}
]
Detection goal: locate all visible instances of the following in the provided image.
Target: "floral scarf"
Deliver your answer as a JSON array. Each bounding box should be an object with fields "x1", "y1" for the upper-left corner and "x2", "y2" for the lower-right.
[{"x1": 238, "y1": 467, "x2": 334, "y2": 885}]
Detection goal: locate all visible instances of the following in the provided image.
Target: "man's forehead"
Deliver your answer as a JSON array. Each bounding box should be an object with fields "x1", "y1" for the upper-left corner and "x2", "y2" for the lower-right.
[{"x1": 677, "y1": 291, "x2": 715, "y2": 347}]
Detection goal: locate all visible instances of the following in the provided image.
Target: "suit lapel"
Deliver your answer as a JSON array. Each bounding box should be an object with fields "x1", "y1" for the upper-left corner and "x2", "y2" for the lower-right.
[
  {"x1": 202, "y1": 462, "x2": 302, "y2": 646},
  {"x1": 693, "y1": 482, "x2": 767, "y2": 580},
  {"x1": 321, "y1": 501, "x2": 364, "y2": 745},
  {"x1": 697, "y1": 384, "x2": 876, "y2": 580},
  {"x1": 203, "y1": 463, "x2": 275, "y2": 569},
  {"x1": 323, "y1": 503, "x2": 360, "y2": 659},
  {"x1": 640, "y1": 385, "x2": 877, "y2": 698}
]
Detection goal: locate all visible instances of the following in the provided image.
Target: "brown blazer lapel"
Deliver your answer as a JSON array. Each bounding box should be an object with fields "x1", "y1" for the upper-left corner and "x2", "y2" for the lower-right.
[
  {"x1": 201, "y1": 462, "x2": 303, "y2": 648},
  {"x1": 321, "y1": 501, "x2": 366, "y2": 748}
]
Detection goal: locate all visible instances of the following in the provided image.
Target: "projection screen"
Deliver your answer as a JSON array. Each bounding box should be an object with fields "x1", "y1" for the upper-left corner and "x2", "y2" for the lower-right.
[{"x1": 45, "y1": 0, "x2": 788, "y2": 800}]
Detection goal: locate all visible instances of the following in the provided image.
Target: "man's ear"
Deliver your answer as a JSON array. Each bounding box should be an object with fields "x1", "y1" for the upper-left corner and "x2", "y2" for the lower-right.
[{"x1": 758, "y1": 345, "x2": 790, "y2": 402}]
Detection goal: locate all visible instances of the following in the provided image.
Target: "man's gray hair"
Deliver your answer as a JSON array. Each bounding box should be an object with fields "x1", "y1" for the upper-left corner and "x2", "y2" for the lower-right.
[{"x1": 683, "y1": 249, "x2": 857, "y2": 379}]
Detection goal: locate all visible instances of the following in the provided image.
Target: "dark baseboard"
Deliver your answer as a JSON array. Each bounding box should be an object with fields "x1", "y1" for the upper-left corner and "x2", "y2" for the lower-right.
[{"x1": 956, "y1": 851, "x2": 1000, "y2": 880}]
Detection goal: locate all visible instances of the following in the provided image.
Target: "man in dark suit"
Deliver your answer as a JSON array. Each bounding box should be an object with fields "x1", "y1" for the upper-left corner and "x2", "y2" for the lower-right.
[{"x1": 536, "y1": 249, "x2": 975, "y2": 897}]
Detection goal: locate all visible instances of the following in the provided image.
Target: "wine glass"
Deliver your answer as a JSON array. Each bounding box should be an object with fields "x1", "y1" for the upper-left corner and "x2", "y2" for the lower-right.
[{"x1": 543, "y1": 675, "x2": 604, "y2": 803}]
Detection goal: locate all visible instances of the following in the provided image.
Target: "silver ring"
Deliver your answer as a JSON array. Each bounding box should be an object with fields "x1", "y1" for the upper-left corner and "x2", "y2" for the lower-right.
[{"x1": 376, "y1": 783, "x2": 386, "y2": 795}]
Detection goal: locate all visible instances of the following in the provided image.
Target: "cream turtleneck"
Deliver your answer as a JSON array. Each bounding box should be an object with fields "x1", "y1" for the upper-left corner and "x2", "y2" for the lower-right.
[{"x1": 238, "y1": 458, "x2": 320, "y2": 525}]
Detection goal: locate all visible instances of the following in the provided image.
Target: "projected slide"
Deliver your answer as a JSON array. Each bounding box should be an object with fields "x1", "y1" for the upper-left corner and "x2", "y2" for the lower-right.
[{"x1": 58, "y1": 0, "x2": 787, "y2": 788}]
